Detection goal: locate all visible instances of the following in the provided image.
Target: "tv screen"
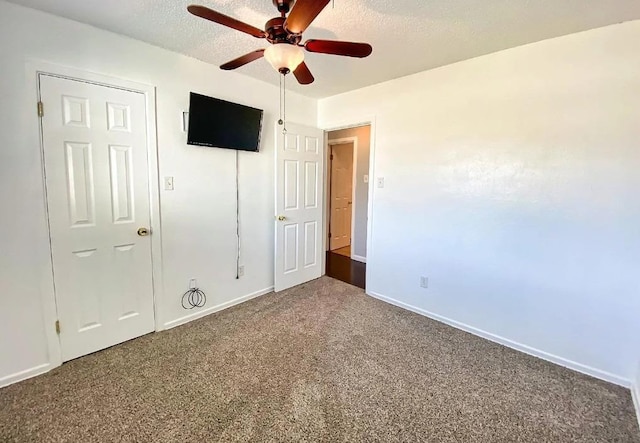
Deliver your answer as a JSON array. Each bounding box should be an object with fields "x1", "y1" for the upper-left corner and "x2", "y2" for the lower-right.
[{"x1": 187, "y1": 92, "x2": 263, "y2": 152}]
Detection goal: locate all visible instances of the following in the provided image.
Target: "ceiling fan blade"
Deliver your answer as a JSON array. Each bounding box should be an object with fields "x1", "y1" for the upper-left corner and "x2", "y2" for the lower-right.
[
  {"x1": 187, "y1": 5, "x2": 265, "y2": 38},
  {"x1": 284, "y1": 0, "x2": 330, "y2": 34},
  {"x1": 220, "y1": 49, "x2": 266, "y2": 70},
  {"x1": 304, "y1": 39, "x2": 372, "y2": 58},
  {"x1": 293, "y1": 61, "x2": 314, "y2": 85}
]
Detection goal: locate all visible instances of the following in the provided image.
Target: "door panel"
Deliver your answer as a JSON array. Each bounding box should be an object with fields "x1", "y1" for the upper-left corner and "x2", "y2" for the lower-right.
[
  {"x1": 109, "y1": 144, "x2": 134, "y2": 223},
  {"x1": 275, "y1": 123, "x2": 324, "y2": 292},
  {"x1": 284, "y1": 224, "x2": 299, "y2": 274},
  {"x1": 330, "y1": 143, "x2": 354, "y2": 250},
  {"x1": 304, "y1": 221, "x2": 318, "y2": 267},
  {"x1": 40, "y1": 75, "x2": 155, "y2": 362},
  {"x1": 304, "y1": 162, "x2": 318, "y2": 208},
  {"x1": 284, "y1": 160, "x2": 299, "y2": 210},
  {"x1": 65, "y1": 142, "x2": 95, "y2": 226}
]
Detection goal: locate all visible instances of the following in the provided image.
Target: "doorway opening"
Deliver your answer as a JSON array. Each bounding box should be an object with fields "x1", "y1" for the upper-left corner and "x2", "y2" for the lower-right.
[{"x1": 325, "y1": 124, "x2": 371, "y2": 289}]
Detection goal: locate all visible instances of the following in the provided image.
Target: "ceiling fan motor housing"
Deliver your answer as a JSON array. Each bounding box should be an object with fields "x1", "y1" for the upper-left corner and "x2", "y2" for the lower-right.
[
  {"x1": 273, "y1": 0, "x2": 295, "y2": 14},
  {"x1": 265, "y1": 17, "x2": 302, "y2": 44}
]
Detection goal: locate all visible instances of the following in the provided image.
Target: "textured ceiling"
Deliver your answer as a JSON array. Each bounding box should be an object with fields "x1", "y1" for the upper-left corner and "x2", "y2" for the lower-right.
[{"x1": 8, "y1": 0, "x2": 640, "y2": 98}]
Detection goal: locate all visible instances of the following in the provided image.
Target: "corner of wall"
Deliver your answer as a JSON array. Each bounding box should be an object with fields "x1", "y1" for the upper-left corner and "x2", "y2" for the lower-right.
[{"x1": 633, "y1": 362, "x2": 640, "y2": 429}]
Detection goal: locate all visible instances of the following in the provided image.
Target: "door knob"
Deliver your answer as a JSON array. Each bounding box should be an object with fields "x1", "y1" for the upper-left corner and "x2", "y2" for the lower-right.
[
  {"x1": 277, "y1": 215, "x2": 286, "y2": 221},
  {"x1": 137, "y1": 227, "x2": 150, "y2": 236}
]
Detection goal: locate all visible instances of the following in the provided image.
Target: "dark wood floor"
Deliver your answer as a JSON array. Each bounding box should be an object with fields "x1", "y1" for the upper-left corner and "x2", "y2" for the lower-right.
[{"x1": 325, "y1": 251, "x2": 366, "y2": 289}]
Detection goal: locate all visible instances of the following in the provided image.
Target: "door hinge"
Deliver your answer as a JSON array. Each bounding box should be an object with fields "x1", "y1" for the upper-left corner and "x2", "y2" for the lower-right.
[
  {"x1": 328, "y1": 232, "x2": 332, "y2": 238},
  {"x1": 330, "y1": 154, "x2": 333, "y2": 160},
  {"x1": 37, "y1": 101, "x2": 44, "y2": 117},
  {"x1": 55, "y1": 320, "x2": 60, "y2": 334}
]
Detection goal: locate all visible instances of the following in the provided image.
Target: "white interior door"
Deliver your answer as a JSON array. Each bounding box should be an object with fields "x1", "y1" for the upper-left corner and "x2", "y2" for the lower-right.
[
  {"x1": 329, "y1": 143, "x2": 353, "y2": 251},
  {"x1": 275, "y1": 122, "x2": 324, "y2": 292},
  {"x1": 39, "y1": 74, "x2": 155, "y2": 362}
]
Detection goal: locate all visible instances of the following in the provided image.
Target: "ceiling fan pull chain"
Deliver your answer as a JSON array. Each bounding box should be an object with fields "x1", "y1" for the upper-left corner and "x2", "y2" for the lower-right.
[
  {"x1": 283, "y1": 73, "x2": 287, "y2": 135},
  {"x1": 278, "y1": 74, "x2": 284, "y2": 129},
  {"x1": 279, "y1": 74, "x2": 282, "y2": 124}
]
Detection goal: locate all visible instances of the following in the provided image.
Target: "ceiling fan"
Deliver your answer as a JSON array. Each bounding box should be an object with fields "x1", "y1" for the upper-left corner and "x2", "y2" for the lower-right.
[{"x1": 187, "y1": 0, "x2": 373, "y2": 85}]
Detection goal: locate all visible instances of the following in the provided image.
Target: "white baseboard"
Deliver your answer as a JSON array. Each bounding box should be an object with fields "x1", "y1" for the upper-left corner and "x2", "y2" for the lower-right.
[
  {"x1": 352, "y1": 254, "x2": 367, "y2": 263},
  {"x1": 367, "y1": 290, "x2": 630, "y2": 388},
  {"x1": 1, "y1": 288, "x2": 274, "y2": 388},
  {"x1": 163, "y1": 286, "x2": 274, "y2": 330},
  {"x1": 632, "y1": 382, "x2": 640, "y2": 429},
  {"x1": 0, "y1": 363, "x2": 51, "y2": 389}
]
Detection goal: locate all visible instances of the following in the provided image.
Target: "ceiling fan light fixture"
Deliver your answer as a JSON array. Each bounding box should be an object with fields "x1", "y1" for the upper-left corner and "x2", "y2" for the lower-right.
[{"x1": 264, "y1": 43, "x2": 304, "y2": 74}]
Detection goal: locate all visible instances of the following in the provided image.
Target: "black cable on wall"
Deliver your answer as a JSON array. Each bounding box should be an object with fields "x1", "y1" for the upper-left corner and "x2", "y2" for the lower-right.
[
  {"x1": 182, "y1": 280, "x2": 206, "y2": 309},
  {"x1": 236, "y1": 149, "x2": 241, "y2": 279}
]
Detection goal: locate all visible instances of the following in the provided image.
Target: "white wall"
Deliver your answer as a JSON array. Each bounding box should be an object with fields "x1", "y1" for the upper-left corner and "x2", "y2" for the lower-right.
[
  {"x1": 319, "y1": 21, "x2": 640, "y2": 384},
  {"x1": 328, "y1": 125, "x2": 370, "y2": 259},
  {"x1": 0, "y1": 1, "x2": 316, "y2": 385}
]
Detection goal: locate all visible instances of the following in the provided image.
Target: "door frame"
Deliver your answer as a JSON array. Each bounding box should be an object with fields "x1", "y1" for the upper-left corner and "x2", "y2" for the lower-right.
[
  {"x1": 320, "y1": 116, "x2": 376, "y2": 288},
  {"x1": 326, "y1": 137, "x2": 358, "y2": 258},
  {"x1": 26, "y1": 60, "x2": 163, "y2": 370}
]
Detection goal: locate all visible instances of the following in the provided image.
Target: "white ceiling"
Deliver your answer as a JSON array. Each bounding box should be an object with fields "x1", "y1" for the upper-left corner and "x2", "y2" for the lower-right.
[{"x1": 8, "y1": 0, "x2": 640, "y2": 98}]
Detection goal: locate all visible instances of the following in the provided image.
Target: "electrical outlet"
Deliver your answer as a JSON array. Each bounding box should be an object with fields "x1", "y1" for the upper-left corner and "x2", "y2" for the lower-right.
[
  {"x1": 238, "y1": 265, "x2": 245, "y2": 277},
  {"x1": 420, "y1": 276, "x2": 429, "y2": 289},
  {"x1": 164, "y1": 176, "x2": 174, "y2": 191},
  {"x1": 377, "y1": 177, "x2": 385, "y2": 188}
]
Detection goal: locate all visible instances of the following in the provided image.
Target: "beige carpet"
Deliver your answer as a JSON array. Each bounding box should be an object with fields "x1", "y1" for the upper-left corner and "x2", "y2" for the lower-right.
[{"x1": 1, "y1": 277, "x2": 638, "y2": 442}]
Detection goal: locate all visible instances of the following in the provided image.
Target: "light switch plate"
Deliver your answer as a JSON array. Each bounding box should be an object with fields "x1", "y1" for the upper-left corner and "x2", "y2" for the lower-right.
[
  {"x1": 364, "y1": 175, "x2": 369, "y2": 183},
  {"x1": 164, "y1": 176, "x2": 174, "y2": 191},
  {"x1": 377, "y1": 177, "x2": 385, "y2": 188}
]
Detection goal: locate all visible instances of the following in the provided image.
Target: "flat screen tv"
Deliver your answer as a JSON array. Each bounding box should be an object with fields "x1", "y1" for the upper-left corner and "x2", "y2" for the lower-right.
[{"x1": 187, "y1": 92, "x2": 263, "y2": 152}]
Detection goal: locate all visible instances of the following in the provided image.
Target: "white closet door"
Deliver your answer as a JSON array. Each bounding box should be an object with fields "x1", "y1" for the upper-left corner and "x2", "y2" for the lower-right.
[{"x1": 40, "y1": 75, "x2": 155, "y2": 361}]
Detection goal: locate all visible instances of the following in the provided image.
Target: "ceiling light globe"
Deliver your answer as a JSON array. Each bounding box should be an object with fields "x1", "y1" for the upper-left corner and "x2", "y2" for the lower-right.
[{"x1": 264, "y1": 43, "x2": 304, "y2": 73}]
